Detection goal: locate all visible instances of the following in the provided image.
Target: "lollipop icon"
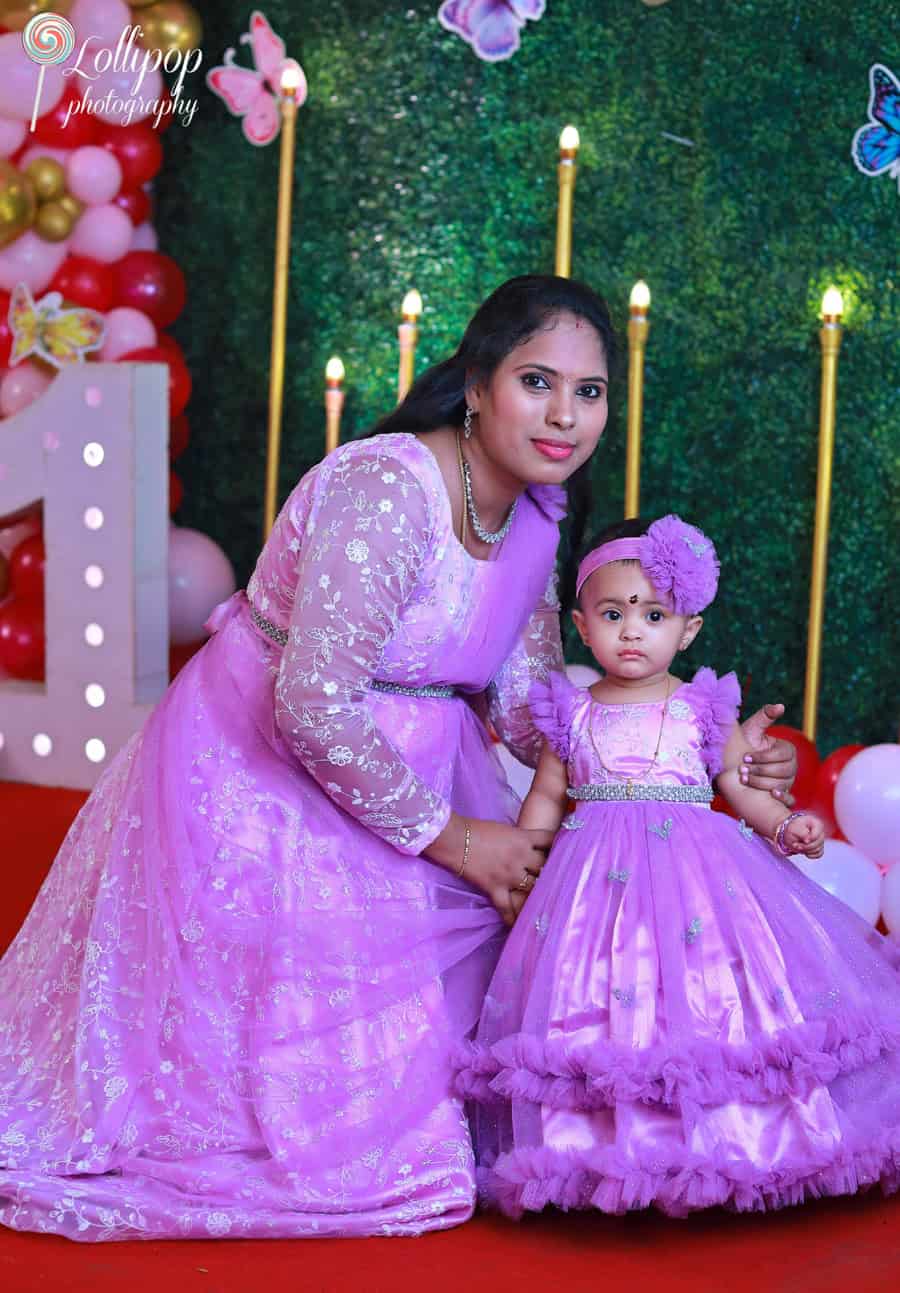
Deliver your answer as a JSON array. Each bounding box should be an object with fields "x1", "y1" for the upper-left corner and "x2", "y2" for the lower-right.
[{"x1": 22, "y1": 13, "x2": 76, "y2": 132}]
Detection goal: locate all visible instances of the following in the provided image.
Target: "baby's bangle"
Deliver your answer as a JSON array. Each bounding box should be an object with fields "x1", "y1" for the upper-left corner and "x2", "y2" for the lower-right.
[
  {"x1": 773, "y1": 811, "x2": 806, "y2": 856},
  {"x1": 456, "y1": 820, "x2": 471, "y2": 878}
]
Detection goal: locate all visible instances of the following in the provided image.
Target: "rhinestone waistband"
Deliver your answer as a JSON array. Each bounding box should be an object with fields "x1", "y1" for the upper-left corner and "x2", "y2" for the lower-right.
[
  {"x1": 369, "y1": 679, "x2": 457, "y2": 699},
  {"x1": 567, "y1": 783, "x2": 714, "y2": 803},
  {"x1": 249, "y1": 604, "x2": 288, "y2": 647}
]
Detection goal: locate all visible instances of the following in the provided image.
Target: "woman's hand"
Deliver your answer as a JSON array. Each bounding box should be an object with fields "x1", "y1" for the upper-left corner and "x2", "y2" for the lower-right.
[
  {"x1": 739, "y1": 703, "x2": 797, "y2": 802},
  {"x1": 426, "y1": 815, "x2": 554, "y2": 926}
]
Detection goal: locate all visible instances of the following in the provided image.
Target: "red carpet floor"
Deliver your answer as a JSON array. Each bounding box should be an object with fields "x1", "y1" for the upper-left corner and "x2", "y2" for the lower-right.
[{"x1": 2, "y1": 778, "x2": 900, "y2": 1293}]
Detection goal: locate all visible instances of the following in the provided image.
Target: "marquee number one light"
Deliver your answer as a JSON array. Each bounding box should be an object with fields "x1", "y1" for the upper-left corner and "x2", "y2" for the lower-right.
[{"x1": 0, "y1": 364, "x2": 169, "y2": 790}]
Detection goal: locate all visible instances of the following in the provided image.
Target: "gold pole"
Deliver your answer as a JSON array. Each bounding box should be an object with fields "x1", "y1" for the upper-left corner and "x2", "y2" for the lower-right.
[
  {"x1": 803, "y1": 287, "x2": 843, "y2": 742},
  {"x1": 263, "y1": 64, "x2": 302, "y2": 540},
  {"x1": 555, "y1": 125, "x2": 579, "y2": 278},
  {"x1": 625, "y1": 281, "x2": 650, "y2": 518},
  {"x1": 397, "y1": 289, "x2": 422, "y2": 404},
  {"x1": 324, "y1": 356, "x2": 345, "y2": 456}
]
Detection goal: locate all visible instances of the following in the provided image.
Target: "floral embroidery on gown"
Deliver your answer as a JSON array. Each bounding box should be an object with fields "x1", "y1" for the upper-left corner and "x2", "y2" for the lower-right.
[
  {"x1": 0, "y1": 433, "x2": 566, "y2": 1241},
  {"x1": 457, "y1": 669, "x2": 900, "y2": 1218}
]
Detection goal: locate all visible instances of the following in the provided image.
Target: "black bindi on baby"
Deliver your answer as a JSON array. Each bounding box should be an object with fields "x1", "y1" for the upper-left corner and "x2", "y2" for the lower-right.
[{"x1": 628, "y1": 594, "x2": 639, "y2": 604}]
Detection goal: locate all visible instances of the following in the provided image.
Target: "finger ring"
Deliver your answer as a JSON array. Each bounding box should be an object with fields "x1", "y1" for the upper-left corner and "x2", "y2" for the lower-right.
[{"x1": 515, "y1": 871, "x2": 534, "y2": 893}]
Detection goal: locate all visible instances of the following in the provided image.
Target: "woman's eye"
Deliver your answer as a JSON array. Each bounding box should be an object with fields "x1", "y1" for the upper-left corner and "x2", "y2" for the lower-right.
[
  {"x1": 521, "y1": 372, "x2": 550, "y2": 390},
  {"x1": 578, "y1": 383, "x2": 605, "y2": 400}
]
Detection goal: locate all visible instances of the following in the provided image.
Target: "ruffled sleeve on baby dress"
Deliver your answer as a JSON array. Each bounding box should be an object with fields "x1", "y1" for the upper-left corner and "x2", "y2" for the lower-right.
[
  {"x1": 684, "y1": 666, "x2": 742, "y2": 778},
  {"x1": 527, "y1": 670, "x2": 583, "y2": 764},
  {"x1": 273, "y1": 443, "x2": 451, "y2": 856}
]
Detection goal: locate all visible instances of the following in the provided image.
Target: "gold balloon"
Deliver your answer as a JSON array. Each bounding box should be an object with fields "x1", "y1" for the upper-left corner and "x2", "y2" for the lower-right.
[
  {"x1": 35, "y1": 200, "x2": 74, "y2": 243},
  {"x1": 57, "y1": 193, "x2": 84, "y2": 221},
  {"x1": 25, "y1": 157, "x2": 66, "y2": 204},
  {"x1": 0, "y1": 161, "x2": 36, "y2": 251},
  {"x1": 0, "y1": 0, "x2": 72, "y2": 30},
  {"x1": 136, "y1": 2, "x2": 203, "y2": 57}
]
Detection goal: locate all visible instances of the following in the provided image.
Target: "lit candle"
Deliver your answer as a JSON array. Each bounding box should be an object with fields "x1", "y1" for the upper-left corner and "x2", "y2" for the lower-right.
[
  {"x1": 625, "y1": 280, "x2": 651, "y2": 519},
  {"x1": 263, "y1": 59, "x2": 304, "y2": 539},
  {"x1": 324, "y1": 355, "x2": 345, "y2": 456},
  {"x1": 397, "y1": 289, "x2": 422, "y2": 404},
  {"x1": 555, "y1": 125, "x2": 579, "y2": 279},
  {"x1": 803, "y1": 286, "x2": 844, "y2": 742}
]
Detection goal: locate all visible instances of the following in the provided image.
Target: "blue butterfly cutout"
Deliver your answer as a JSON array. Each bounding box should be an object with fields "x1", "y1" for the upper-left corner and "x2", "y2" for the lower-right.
[{"x1": 852, "y1": 63, "x2": 900, "y2": 187}]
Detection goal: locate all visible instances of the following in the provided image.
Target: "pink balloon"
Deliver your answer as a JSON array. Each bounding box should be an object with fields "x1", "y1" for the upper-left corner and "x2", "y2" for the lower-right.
[
  {"x1": 70, "y1": 0, "x2": 132, "y2": 45},
  {"x1": 70, "y1": 202, "x2": 133, "y2": 263},
  {"x1": 83, "y1": 58, "x2": 164, "y2": 127},
  {"x1": 835, "y1": 744, "x2": 900, "y2": 867},
  {"x1": 0, "y1": 34, "x2": 65, "y2": 121},
  {"x1": 168, "y1": 527, "x2": 237, "y2": 646},
  {"x1": 0, "y1": 231, "x2": 69, "y2": 293},
  {"x1": 99, "y1": 306, "x2": 156, "y2": 361},
  {"x1": 0, "y1": 362, "x2": 53, "y2": 417},
  {"x1": 792, "y1": 839, "x2": 883, "y2": 925},
  {"x1": 18, "y1": 145, "x2": 72, "y2": 170},
  {"x1": 0, "y1": 116, "x2": 26, "y2": 159},
  {"x1": 130, "y1": 221, "x2": 158, "y2": 252},
  {"x1": 66, "y1": 145, "x2": 123, "y2": 204}
]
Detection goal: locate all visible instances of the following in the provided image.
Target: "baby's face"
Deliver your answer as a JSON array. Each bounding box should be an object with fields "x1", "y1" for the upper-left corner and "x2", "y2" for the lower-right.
[{"x1": 572, "y1": 561, "x2": 700, "y2": 683}]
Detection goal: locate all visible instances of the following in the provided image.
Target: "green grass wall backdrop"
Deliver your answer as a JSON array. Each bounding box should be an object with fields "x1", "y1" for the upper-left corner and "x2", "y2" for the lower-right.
[{"x1": 158, "y1": 0, "x2": 898, "y2": 755}]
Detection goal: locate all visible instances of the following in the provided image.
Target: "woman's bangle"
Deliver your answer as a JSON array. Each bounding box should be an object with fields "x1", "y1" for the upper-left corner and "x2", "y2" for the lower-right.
[
  {"x1": 456, "y1": 820, "x2": 471, "y2": 878},
  {"x1": 773, "y1": 811, "x2": 805, "y2": 856}
]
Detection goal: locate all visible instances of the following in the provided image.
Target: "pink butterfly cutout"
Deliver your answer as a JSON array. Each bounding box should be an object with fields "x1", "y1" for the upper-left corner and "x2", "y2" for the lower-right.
[{"x1": 206, "y1": 10, "x2": 307, "y2": 147}]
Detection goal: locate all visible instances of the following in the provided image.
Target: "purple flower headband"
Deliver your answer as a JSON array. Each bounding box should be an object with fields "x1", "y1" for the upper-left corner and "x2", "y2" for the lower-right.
[{"x1": 576, "y1": 515, "x2": 720, "y2": 615}]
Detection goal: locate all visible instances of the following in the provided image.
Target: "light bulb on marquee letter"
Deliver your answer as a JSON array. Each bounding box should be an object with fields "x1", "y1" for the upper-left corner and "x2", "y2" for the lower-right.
[
  {"x1": 625, "y1": 280, "x2": 651, "y2": 518},
  {"x1": 397, "y1": 291, "x2": 422, "y2": 403}
]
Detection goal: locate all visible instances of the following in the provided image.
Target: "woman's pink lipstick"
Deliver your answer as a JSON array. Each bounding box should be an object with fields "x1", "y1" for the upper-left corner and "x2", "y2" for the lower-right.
[{"x1": 533, "y1": 439, "x2": 575, "y2": 461}]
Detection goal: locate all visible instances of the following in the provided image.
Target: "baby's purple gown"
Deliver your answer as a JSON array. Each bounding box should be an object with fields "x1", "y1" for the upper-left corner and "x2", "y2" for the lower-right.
[
  {"x1": 458, "y1": 669, "x2": 900, "y2": 1217},
  {"x1": 0, "y1": 433, "x2": 567, "y2": 1240}
]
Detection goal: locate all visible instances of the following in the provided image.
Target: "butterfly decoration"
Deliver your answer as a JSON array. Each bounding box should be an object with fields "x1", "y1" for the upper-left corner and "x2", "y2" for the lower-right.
[
  {"x1": 438, "y1": 0, "x2": 545, "y2": 64},
  {"x1": 206, "y1": 10, "x2": 307, "y2": 148},
  {"x1": 851, "y1": 63, "x2": 900, "y2": 190},
  {"x1": 8, "y1": 284, "x2": 104, "y2": 369}
]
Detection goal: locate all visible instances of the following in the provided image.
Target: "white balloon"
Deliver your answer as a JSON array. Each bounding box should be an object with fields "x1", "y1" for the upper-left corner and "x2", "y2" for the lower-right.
[
  {"x1": 792, "y1": 838, "x2": 882, "y2": 925},
  {"x1": 565, "y1": 662, "x2": 602, "y2": 689},
  {"x1": 494, "y1": 743, "x2": 535, "y2": 801},
  {"x1": 882, "y1": 863, "x2": 900, "y2": 936}
]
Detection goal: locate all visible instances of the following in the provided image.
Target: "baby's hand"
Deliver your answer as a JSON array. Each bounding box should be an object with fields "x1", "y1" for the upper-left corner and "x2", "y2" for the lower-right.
[{"x1": 781, "y1": 813, "x2": 826, "y2": 859}]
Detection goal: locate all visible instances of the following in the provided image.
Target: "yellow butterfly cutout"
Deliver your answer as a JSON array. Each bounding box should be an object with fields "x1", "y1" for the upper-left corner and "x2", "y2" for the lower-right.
[{"x1": 9, "y1": 283, "x2": 105, "y2": 370}]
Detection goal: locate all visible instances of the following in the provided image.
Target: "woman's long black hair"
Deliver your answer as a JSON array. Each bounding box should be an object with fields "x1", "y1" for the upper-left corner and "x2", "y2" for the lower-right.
[{"x1": 368, "y1": 274, "x2": 619, "y2": 615}]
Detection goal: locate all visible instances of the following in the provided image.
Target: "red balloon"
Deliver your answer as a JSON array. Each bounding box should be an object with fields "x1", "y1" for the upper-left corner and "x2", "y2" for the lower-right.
[
  {"x1": 169, "y1": 411, "x2": 190, "y2": 460},
  {"x1": 0, "y1": 598, "x2": 45, "y2": 681},
  {"x1": 9, "y1": 533, "x2": 45, "y2": 604},
  {"x1": 711, "y1": 792, "x2": 738, "y2": 820},
  {"x1": 50, "y1": 257, "x2": 116, "y2": 313},
  {"x1": 112, "y1": 252, "x2": 186, "y2": 329},
  {"x1": 169, "y1": 469, "x2": 183, "y2": 515},
  {"x1": 114, "y1": 186, "x2": 152, "y2": 227},
  {"x1": 97, "y1": 122, "x2": 163, "y2": 188},
  {"x1": 0, "y1": 291, "x2": 12, "y2": 368},
  {"x1": 33, "y1": 83, "x2": 99, "y2": 149},
  {"x1": 767, "y1": 725, "x2": 821, "y2": 806},
  {"x1": 118, "y1": 344, "x2": 191, "y2": 418}
]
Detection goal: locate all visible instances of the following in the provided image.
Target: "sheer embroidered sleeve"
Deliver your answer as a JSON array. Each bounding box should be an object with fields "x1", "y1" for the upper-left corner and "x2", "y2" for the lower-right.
[
  {"x1": 485, "y1": 569, "x2": 565, "y2": 770},
  {"x1": 273, "y1": 449, "x2": 450, "y2": 855}
]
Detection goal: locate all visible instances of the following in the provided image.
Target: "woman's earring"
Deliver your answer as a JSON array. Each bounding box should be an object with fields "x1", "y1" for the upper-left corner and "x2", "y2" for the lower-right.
[{"x1": 463, "y1": 407, "x2": 473, "y2": 439}]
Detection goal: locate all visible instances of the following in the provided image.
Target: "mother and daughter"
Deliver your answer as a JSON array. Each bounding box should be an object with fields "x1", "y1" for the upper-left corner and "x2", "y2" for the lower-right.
[{"x1": 2, "y1": 276, "x2": 900, "y2": 1242}]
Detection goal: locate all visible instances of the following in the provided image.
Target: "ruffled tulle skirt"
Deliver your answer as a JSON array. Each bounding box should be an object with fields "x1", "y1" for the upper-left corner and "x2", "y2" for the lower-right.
[
  {"x1": 0, "y1": 595, "x2": 509, "y2": 1241},
  {"x1": 456, "y1": 802, "x2": 900, "y2": 1218}
]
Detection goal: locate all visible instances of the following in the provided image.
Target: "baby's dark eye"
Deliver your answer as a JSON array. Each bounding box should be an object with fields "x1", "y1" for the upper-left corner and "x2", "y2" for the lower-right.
[
  {"x1": 521, "y1": 372, "x2": 550, "y2": 390},
  {"x1": 647, "y1": 610, "x2": 665, "y2": 623},
  {"x1": 602, "y1": 609, "x2": 621, "y2": 622}
]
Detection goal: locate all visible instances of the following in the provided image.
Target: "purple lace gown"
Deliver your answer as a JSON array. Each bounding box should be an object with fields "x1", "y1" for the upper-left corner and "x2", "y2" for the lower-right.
[
  {"x1": 0, "y1": 433, "x2": 567, "y2": 1241},
  {"x1": 458, "y1": 669, "x2": 900, "y2": 1217}
]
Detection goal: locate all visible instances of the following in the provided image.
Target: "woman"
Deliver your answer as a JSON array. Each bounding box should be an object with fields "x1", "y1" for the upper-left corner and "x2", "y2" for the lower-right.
[{"x1": 0, "y1": 276, "x2": 795, "y2": 1240}]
